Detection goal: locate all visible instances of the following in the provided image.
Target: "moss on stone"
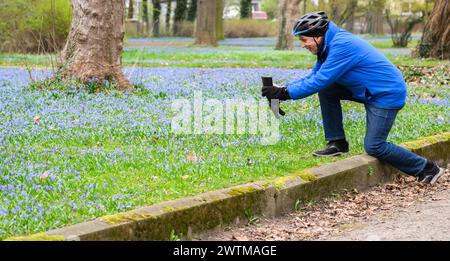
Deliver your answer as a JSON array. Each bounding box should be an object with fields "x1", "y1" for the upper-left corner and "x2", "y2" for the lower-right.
[
  {"x1": 402, "y1": 132, "x2": 450, "y2": 150},
  {"x1": 162, "y1": 205, "x2": 177, "y2": 212},
  {"x1": 194, "y1": 194, "x2": 223, "y2": 203},
  {"x1": 225, "y1": 186, "x2": 258, "y2": 196},
  {"x1": 4, "y1": 233, "x2": 65, "y2": 241},
  {"x1": 102, "y1": 212, "x2": 155, "y2": 225},
  {"x1": 297, "y1": 173, "x2": 317, "y2": 182},
  {"x1": 270, "y1": 172, "x2": 317, "y2": 190}
]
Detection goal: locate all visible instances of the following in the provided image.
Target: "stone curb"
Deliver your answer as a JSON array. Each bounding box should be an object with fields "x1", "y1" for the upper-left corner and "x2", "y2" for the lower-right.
[{"x1": 6, "y1": 132, "x2": 450, "y2": 241}]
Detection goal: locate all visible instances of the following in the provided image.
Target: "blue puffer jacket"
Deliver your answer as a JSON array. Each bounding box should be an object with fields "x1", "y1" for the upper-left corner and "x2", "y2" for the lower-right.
[{"x1": 286, "y1": 21, "x2": 407, "y2": 109}]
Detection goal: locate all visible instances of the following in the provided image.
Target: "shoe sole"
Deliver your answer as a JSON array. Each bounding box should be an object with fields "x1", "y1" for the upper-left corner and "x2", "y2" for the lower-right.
[
  {"x1": 312, "y1": 151, "x2": 348, "y2": 157},
  {"x1": 429, "y1": 167, "x2": 445, "y2": 185}
]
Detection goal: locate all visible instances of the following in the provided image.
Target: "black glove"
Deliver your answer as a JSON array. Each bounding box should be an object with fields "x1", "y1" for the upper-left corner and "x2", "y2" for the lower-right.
[
  {"x1": 261, "y1": 85, "x2": 290, "y2": 101},
  {"x1": 262, "y1": 85, "x2": 290, "y2": 117}
]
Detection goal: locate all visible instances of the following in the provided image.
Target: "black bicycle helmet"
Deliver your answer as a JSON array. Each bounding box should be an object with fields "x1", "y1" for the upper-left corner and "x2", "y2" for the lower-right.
[{"x1": 292, "y1": 11, "x2": 329, "y2": 37}]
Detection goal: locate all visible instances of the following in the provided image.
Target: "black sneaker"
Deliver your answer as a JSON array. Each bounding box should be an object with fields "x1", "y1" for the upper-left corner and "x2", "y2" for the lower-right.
[
  {"x1": 417, "y1": 160, "x2": 444, "y2": 184},
  {"x1": 312, "y1": 140, "x2": 349, "y2": 157}
]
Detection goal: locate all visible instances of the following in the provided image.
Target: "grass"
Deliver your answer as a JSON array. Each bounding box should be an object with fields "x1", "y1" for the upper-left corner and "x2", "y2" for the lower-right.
[{"x1": 0, "y1": 38, "x2": 444, "y2": 69}]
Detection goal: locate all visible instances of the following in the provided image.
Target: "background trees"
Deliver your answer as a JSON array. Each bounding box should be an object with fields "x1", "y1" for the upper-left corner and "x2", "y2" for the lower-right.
[{"x1": 417, "y1": 0, "x2": 450, "y2": 59}]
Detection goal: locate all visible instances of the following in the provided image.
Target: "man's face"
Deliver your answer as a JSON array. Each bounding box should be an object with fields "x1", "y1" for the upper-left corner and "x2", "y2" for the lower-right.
[{"x1": 299, "y1": 36, "x2": 323, "y2": 54}]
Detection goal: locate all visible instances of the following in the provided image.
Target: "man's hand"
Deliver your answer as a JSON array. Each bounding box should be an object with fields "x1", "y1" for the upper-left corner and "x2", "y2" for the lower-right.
[
  {"x1": 261, "y1": 85, "x2": 290, "y2": 117},
  {"x1": 261, "y1": 85, "x2": 290, "y2": 101}
]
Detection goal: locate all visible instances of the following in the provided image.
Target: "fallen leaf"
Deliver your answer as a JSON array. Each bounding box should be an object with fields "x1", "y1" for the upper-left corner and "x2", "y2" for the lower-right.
[
  {"x1": 40, "y1": 171, "x2": 49, "y2": 180},
  {"x1": 33, "y1": 116, "x2": 41, "y2": 125}
]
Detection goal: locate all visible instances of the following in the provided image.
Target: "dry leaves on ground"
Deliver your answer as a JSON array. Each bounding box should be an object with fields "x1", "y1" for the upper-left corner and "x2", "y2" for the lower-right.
[{"x1": 204, "y1": 165, "x2": 450, "y2": 241}]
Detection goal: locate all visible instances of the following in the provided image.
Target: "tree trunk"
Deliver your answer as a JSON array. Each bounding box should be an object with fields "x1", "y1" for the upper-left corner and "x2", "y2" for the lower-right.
[
  {"x1": 345, "y1": 0, "x2": 358, "y2": 33},
  {"x1": 152, "y1": 0, "x2": 161, "y2": 36},
  {"x1": 174, "y1": 0, "x2": 187, "y2": 36},
  {"x1": 143, "y1": 0, "x2": 149, "y2": 36},
  {"x1": 166, "y1": 0, "x2": 172, "y2": 34},
  {"x1": 418, "y1": 0, "x2": 450, "y2": 59},
  {"x1": 216, "y1": 0, "x2": 224, "y2": 40},
  {"x1": 187, "y1": 0, "x2": 197, "y2": 21},
  {"x1": 365, "y1": 0, "x2": 385, "y2": 35},
  {"x1": 60, "y1": 0, "x2": 131, "y2": 90},
  {"x1": 194, "y1": 0, "x2": 217, "y2": 46},
  {"x1": 276, "y1": 0, "x2": 301, "y2": 50},
  {"x1": 128, "y1": 0, "x2": 134, "y2": 19}
]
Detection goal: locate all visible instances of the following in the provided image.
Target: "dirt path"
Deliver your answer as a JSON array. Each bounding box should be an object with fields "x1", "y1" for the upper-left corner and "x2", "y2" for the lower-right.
[{"x1": 200, "y1": 165, "x2": 450, "y2": 241}]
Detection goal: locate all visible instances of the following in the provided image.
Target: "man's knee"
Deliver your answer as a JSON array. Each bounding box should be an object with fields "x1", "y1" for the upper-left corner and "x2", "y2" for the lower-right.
[
  {"x1": 318, "y1": 84, "x2": 350, "y2": 101},
  {"x1": 364, "y1": 141, "x2": 387, "y2": 158}
]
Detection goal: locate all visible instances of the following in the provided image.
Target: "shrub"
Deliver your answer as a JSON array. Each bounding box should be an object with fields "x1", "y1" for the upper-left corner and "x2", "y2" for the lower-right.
[
  {"x1": 171, "y1": 19, "x2": 278, "y2": 38},
  {"x1": 0, "y1": 0, "x2": 71, "y2": 53},
  {"x1": 173, "y1": 21, "x2": 195, "y2": 37},
  {"x1": 224, "y1": 19, "x2": 277, "y2": 38}
]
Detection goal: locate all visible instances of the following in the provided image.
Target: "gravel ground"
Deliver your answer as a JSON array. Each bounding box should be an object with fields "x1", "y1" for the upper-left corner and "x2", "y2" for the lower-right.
[{"x1": 200, "y1": 164, "x2": 450, "y2": 241}]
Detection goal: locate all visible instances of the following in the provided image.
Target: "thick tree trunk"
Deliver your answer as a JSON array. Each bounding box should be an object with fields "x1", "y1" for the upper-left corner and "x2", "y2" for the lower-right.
[
  {"x1": 60, "y1": 0, "x2": 131, "y2": 90},
  {"x1": 194, "y1": 0, "x2": 217, "y2": 46},
  {"x1": 276, "y1": 0, "x2": 301, "y2": 50},
  {"x1": 216, "y1": 0, "x2": 224, "y2": 40},
  {"x1": 418, "y1": 0, "x2": 450, "y2": 59},
  {"x1": 152, "y1": 0, "x2": 161, "y2": 36}
]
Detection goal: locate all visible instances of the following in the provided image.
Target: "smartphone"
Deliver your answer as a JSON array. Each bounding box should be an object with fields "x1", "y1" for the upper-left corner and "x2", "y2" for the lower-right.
[{"x1": 261, "y1": 76, "x2": 285, "y2": 118}]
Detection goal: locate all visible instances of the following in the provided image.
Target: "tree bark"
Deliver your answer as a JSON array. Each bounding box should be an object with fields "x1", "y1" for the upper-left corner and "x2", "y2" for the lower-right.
[
  {"x1": 194, "y1": 0, "x2": 217, "y2": 46},
  {"x1": 216, "y1": 0, "x2": 224, "y2": 40},
  {"x1": 152, "y1": 0, "x2": 161, "y2": 36},
  {"x1": 276, "y1": 0, "x2": 301, "y2": 50},
  {"x1": 60, "y1": 0, "x2": 131, "y2": 90},
  {"x1": 418, "y1": 0, "x2": 450, "y2": 59}
]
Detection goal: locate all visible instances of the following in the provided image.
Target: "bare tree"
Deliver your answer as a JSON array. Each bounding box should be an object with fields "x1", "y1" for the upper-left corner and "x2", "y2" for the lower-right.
[
  {"x1": 386, "y1": 10, "x2": 422, "y2": 48},
  {"x1": 173, "y1": 0, "x2": 188, "y2": 35},
  {"x1": 128, "y1": 0, "x2": 134, "y2": 19},
  {"x1": 216, "y1": 0, "x2": 224, "y2": 40},
  {"x1": 166, "y1": 0, "x2": 172, "y2": 34},
  {"x1": 194, "y1": 0, "x2": 217, "y2": 46},
  {"x1": 276, "y1": 0, "x2": 301, "y2": 50},
  {"x1": 365, "y1": 0, "x2": 386, "y2": 35},
  {"x1": 344, "y1": 0, "x2": 358, "y2": 32},
  {"x1": 59, "y1": 0, "x2": 131, "y2": 90},
  {"x1": 152, "y1": 0, "x2": 161, "y2": 36},
  {"x1": 417, "y1": 0, "x2": 450, "y2": 59},
  {"x1": 143, "y1": 0, "x2": 149, "y2": 36}
]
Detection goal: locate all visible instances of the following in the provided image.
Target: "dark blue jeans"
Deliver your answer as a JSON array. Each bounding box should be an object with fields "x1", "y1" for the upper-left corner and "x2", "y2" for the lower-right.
[{"x1": 318, "y1": 84, "x2": 427, "y2": 176}]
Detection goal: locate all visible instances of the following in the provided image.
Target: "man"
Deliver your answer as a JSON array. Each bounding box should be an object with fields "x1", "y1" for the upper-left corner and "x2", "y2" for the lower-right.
[{"x1": 262, "y1": 11, "x2": 444, "y2": 184}]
